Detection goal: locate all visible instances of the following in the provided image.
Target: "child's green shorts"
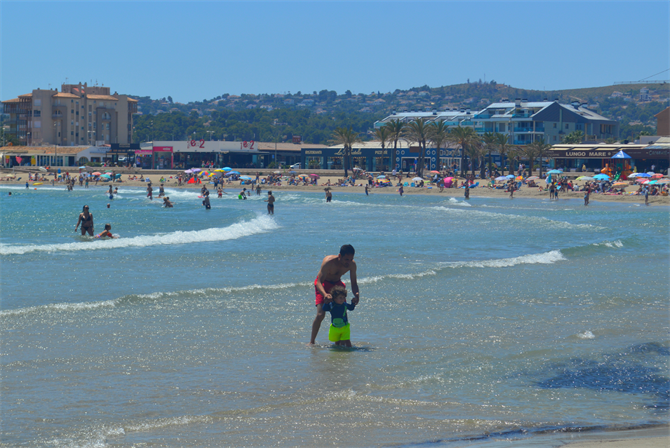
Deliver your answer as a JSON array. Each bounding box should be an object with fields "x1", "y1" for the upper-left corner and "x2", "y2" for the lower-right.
[{"x1": 328, "y1": 323, "x2": 350, "y2": 342}]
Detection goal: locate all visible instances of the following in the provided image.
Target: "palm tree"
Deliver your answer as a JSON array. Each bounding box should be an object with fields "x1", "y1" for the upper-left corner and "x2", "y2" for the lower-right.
[
  {"x1": 523, "y1": 138, "x2": 552, "y2": 178},
  {"x1": 330, "y1": 126, "x2": 360, "y2": 178},
  {"x1": 374, "y1": 126, "x2": 391, "y2": 171},
  {"x1": 384, "y1": 119, "x2": 404, "y2": 172},
  {"x1": 403, "y1": 118, "x2": 430, "y2": 177},
  {"x1": 482, "y1": 132, "x2": 497, "y2": 177},
  {"x1": 493, "y1": 132, "x2": 512, "y2": 175},
  {"x1": 448, "y1": 126, "x2": 480, "y2": 178},
  {"x1": 427, "y1": 120, "x2": 449, "y2": 171},
  {"x1": 507, "y1": 145, "x2": 524, "y2": 177},
  {"x1": 562, "y1": 130, "x2": 584, "y2": 144}
]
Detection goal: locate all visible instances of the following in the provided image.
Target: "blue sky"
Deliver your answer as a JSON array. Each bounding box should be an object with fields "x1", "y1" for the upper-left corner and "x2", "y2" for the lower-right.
[{"x1": 2, "y1": 1, "x2": 669, "y2": 103}]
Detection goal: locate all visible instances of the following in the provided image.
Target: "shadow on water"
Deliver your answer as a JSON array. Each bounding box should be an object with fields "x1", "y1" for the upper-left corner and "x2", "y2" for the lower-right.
[
  {"x1": 327, "y1": 344, "x2": 376, "y2": 352},
  {"x1": 534, "y1": 342, "x2": 670, "y2": 412}
]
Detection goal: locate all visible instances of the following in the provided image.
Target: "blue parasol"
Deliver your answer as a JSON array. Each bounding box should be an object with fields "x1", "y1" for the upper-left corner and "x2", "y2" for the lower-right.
[{"x1": 611, "y1": 150, "x2": 631, "y2": 159}]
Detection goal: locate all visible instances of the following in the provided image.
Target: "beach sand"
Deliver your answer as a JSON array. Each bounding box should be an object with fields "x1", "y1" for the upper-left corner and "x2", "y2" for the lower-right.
[{"x1": 4, "y1": 171, "x2": 668, "y2": 206}]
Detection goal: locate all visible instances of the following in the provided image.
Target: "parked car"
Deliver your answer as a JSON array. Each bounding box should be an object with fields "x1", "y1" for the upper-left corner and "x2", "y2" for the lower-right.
[{"x1": 290, "y1": 163, "x2": 301, "y2": 169}]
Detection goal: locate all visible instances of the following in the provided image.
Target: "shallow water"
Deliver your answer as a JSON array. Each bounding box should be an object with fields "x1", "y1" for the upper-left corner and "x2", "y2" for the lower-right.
[{"x1": 1, "y1": 185, "x2": 669, "y2": 447}]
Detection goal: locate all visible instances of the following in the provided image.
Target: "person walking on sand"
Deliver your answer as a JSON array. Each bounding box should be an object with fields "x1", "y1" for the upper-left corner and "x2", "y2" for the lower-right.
[
  {"x1": 75, "y1": 205, "x2": 94, "y2": 236},
  {"x1": 310, "y1": 244, "x2": 360, "y2": 346},
  {"x1": 265, "y1": 190, "x2": 275, "y2": 214}
]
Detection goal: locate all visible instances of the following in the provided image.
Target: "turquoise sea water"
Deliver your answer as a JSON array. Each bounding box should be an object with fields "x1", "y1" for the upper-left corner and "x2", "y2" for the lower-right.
[{"x1": 1, "y1": 184, "x2": 669, "y2": 447}]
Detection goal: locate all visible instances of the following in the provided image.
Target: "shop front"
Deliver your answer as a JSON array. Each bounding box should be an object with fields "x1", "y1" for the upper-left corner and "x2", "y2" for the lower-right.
[
  {"x1": 548, "y1": 144, "x2": 669, "y2": 175},
  {"x1": 301, "y1": 147, "x2": 391, "y2": 172},
  {"x1": 135, "y1": 149, "x2": 153, "y2": 169}
]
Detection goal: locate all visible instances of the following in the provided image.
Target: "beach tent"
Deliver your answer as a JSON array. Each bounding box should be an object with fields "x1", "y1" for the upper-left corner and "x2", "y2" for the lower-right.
[{"x1": 611, "y1": 150, "x2": 632, "y2": 159}]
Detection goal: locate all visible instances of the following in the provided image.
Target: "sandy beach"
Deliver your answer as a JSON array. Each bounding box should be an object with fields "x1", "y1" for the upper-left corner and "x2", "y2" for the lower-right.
[{"x1": 4, "y1": 169, "x2": 668, "y2": 206}]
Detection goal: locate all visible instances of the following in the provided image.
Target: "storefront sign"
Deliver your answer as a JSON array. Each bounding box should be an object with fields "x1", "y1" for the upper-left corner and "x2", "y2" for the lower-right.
[
  {"x1": 305, "y1": 150, "x2": 322, "y2": 155},
  {"x1": 153, "y1": 146, "x2": 173, "y2": 152},
  {"x1": 135, "y1": 149, "x2": 153, "y2": 155},
  {"x1": 550, "y1": 147, "x2": 669, "y2": 159},
  {"x1": 334, "y1": 148, "x2": 363, "y2": 156}
]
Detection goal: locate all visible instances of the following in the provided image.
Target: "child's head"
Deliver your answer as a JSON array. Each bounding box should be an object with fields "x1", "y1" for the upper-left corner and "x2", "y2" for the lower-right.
[
  {"x1": 104, "y1": 223, "x2": 112, "y2": 231},
  {"x1": 330, "y1": 285, "x2": 347, "y2": 304}
]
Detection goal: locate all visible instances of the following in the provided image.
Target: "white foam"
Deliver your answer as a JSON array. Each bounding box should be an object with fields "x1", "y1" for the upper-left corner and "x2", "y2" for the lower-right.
[
  {"x1": 448, "y1": 197, "x2": 472, "y2": 207},
  {"x1": 577, "y1": 331, "x2": 595, "y2": 339},
  {"x1": 0, "y1": 299, "x2": 117, "y2": 317},
  {"x1": 440, "y1": 250, "x2": 566, "y2": 269},
  {"x1": 0, "y1": 215, "x2": 278, "y2": 255}
]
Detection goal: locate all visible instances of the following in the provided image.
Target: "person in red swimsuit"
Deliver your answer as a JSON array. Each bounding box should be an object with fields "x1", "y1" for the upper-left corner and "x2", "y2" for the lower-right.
[{"x1": 310, "y1": 244, "x2": 360, "y2": 345}]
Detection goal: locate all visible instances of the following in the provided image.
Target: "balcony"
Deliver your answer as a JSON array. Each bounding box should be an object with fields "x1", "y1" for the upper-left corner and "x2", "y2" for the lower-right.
[{"x1": 514, "y1": 126, "x2": 545, "y2": 133}]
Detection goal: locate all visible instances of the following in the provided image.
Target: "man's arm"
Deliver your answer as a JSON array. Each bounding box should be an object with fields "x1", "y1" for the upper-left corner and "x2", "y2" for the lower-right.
[{"x1": 349, "y1": 262, "x2": 360, "y2": 305}]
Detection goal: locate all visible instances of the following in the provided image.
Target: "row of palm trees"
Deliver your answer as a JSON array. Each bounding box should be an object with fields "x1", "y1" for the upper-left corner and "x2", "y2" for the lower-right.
[{"x1": 331, "y1": 118, "x2": 553, "y2": 179}]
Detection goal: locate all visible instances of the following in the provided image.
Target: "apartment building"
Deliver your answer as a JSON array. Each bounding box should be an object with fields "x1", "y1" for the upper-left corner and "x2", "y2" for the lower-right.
[
  {"x1": 2, "y1": 82, "x2": 138, "y2": 146},
  {"x1": 375, "y1": 99, "x2": 619, "y2": 144}
]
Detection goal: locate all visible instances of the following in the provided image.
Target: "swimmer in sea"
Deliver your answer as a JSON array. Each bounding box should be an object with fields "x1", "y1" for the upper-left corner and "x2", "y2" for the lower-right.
[
  {"x1": 96, "y1": 223, "x2": 116, "y2": 239},
  {"x1": 75, "y1": 205, "x2": 94, "y2": 236},
  {"x1": 158, "y1": 183, "x2": 165, "y2": 198},
  {"x1": 163, "y1": 197, "x2": 174, "y2": 207}
]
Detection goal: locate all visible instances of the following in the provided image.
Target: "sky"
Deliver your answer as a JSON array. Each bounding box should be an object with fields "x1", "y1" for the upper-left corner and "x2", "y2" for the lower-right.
[{"x1": 2, "y1": 1, "x2": 669, "y2": 103}]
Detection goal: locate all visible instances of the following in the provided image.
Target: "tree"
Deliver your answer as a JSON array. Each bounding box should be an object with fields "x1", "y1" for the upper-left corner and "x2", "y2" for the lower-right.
[
  {"x1": 402, "y1": 118, "x2": 431, "y2": 177},
  {"x1": 491, "y1": 132, "x2": 512, "y2": 175},
  {"x1": 562, "y1": 130, "x2": 584, "y2": 144},
  {"x1": 384, "y1": 119, "x2": 404, "y2": 172},
  {"x1": 330, "y1": 126, "x2": 360, "y2": 177},
  {"x1": 427, "y1": 120, "x2": 449, "y2": 171},
  {"x1": 374, "y1": 125, "x2": 391, "y2": 171},
  {"x1": 522, "y1": 138, "x2": 551, "y2": 177},
  {"x1": 448, "y1": 126, "x2": 480, "y2": 177}
]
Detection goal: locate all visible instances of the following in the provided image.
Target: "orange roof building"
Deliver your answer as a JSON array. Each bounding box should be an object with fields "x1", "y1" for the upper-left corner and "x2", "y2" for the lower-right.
[{"x1": 2, "y1": 82, "x2": 138, "y2": 147}]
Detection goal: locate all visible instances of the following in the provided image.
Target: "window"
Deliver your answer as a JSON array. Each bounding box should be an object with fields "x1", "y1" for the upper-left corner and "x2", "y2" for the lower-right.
[
  {"x1": 35, "y1": 99, "x2": 42, "y2": 106},
  {"x1": 553, "y1": 123, "x2": 557, "y2": 128},
  {"x1": 565, "y1": 124, "x2": 569, "y2": 129},
  {"x1": 33, "y1": 110, "x2": 41, "y2": 117},
  {"x1": 34, "y1": 120, "x2": 41, "y2": 128}
]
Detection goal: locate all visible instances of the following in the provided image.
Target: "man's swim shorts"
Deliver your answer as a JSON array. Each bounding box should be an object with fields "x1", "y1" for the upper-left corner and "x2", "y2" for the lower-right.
[
  {"x1": 314, "y1": 277, "x2": 345, "y2": 305},
  {"x1": 328, "y1": 322, "x2": 351, "y2": 342}
]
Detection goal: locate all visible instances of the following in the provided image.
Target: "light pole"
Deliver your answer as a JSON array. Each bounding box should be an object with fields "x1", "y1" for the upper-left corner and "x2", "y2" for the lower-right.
[{"x1": 207, "y1": 130, "x2": 214, "y2": 141}]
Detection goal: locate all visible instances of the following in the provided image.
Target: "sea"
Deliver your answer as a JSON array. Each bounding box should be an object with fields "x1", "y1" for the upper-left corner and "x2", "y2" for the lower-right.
[{"x1": 1, "y1": 183, "x2": 669, "y2": 447}]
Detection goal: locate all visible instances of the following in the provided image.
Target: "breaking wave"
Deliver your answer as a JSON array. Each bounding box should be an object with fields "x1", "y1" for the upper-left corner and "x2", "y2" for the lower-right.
[{"x1": 0, "y1": 215, "x2": 278, "y2": 255}]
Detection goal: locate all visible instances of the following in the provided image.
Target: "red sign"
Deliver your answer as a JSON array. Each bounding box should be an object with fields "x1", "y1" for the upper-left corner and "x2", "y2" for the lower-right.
[
  {"x1": 153, "y1": 146, "x2": 173, "y2": 152},
  {"x1": 135, "y1": 150, "x2": 153, "y2": 155}
]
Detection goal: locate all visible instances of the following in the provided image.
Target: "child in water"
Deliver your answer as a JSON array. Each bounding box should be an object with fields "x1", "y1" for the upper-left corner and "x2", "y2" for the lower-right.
[
  {"x1": 96, "y1": 223, "x2": 116, "y2": 238},
  {"x1": 322, "y1": 285, "x2": 356, "y2": 347}
]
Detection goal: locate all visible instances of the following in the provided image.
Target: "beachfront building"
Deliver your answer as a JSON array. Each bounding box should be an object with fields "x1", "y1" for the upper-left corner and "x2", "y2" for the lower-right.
[
  {"x1": 299, "y1": 140, "x2": 468, "y2": 173},
  {"x1": 548, "y1": 140, "x2": 670, "y2": 173},
  {"x1": 474, "y1": 100, "x2": 619, "y2": 144},
  {"x1": 376, "y1": 100, "x2": 619, "y2": 145},
  {"x1": 128, "y1": 140, "x2": 327, "y2": 170},
  {"x1": 1, "y1": 82, "x2": 138, "y2": 147}
]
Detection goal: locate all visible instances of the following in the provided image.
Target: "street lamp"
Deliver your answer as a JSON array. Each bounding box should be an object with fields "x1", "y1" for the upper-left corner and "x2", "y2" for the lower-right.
[{"x1": 207, "y1": 130, "x2": 214, "y2": 141}]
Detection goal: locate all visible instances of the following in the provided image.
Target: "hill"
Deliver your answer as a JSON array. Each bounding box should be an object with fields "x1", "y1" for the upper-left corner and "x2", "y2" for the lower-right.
[{"x1": 129, "y1": 81, "x2": 669, "y2": 145}]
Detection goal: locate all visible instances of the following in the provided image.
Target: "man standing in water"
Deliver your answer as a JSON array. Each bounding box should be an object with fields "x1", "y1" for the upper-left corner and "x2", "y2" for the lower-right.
[
  {"x1": 310, "y1": 244, "x2": 360, "y2": 345},
  {"x1": 265, "y1": 191, "x2": 275, "y2": 214}
]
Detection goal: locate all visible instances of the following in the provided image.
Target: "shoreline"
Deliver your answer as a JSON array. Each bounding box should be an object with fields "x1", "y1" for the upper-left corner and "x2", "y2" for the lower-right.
[{"x1": 3, "y1": 174, "x2": 668, "y2": 206}]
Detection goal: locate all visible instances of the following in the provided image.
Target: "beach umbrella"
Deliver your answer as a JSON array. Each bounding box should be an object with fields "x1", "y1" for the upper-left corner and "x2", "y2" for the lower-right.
[
  {"x1": 576, "y1": 176, "x2": 593, "y2": 181},
  {"x1": 611, "y1": 150, "x2": 632, "y2": 159},
  {"x1": 79, "y1": 166, "x2": 87, "y2": 169},
  {"x1": 515, "y1": 176, "x2": 523, "y2": 181},
  {"x1": 495, "y1": 176, "x2": 508, "y2": 181},
  {"x1": 412, "y1": 177, "x2": 423, "y2": 182},
  {"x1": 430, "y1": 170, "x2": 440, "y2": 174},
  {"x1": 115, "y1": 174, "x2": 121, "y2": 178},
  {"x1": 274, "y1": 170, "x2": 281, "y2": 174},
  {"x1": 546, "y1": 169, "x2": 563, "y2": 174},
  {"x1": 92, "y1": 172, "x2": 101, "y2": 176},
  {"x1": 226, "y1": 171, "x2": 240, "y2": 176},
  {"x1": 505, "y1": 174, "x2": 515, "y2": 179},
  {"x1": 593, "y1": 174, "x2": 610, "y2": 180},
  {"x1": 613, "y1": 182, "x2": 628, "y2": 187},
  {"x1": 651, "y1": 173, "x2": 663, "y2": 179},
  {"x1": 191, "y1": 168, "x2": 201, "y2": 172},
  {"x1": 656, "y1": 179, "x2": 670, "y2": 184},
  {"x1": 38, "y1": 166, "x2": 47, "y2": 172},
  {"x1": 647, "y1": 180, "x2": 660, "y2": 185},
  {"x1": 240, "y1": 175, "x2": 252, "y2": 180},
  {"x1": 647, "y1": 172, "x2": 656, "y2": 176},
  {"x1": 208, "y1": 172, "x2": 217, "y2": 177},
  {"x1": 222, "y1": 167, "x2": 232, "y2": 171},
  {"x1": 377, "y1": 175, "x2": 386, "y2": 179},
  {"x1": 636, "y1": 179, "x2": 649, "y2": 184},
  {"x1": 214, "y1": 169, "x2": 226, "y2": 172},
  {"x1": 527, "y1": 176, "x2": 539, "y2": 180},
  {"x1": 101, "y1": 174, "x2": 111, "y2": 178},
  {"x1": 309, "y1": 174, "x2": 320, "y2": 178}
]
